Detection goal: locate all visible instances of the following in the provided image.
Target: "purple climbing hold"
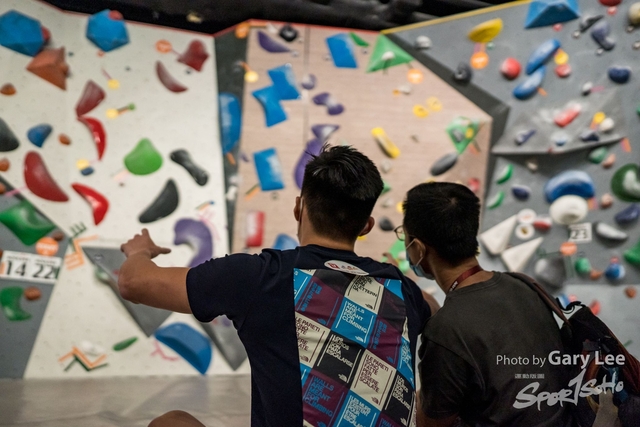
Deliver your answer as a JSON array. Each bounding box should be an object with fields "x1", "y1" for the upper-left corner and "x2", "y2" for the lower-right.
[
  {"x1": 615, "y1": 204, "x2": 640, "y2": 225},
  {"x1": 301, "y1": 73, "x2": 316, "y2": 90},
  {"x1": 313, "y1": 92, "x2": 344, "y2": 115},
  {"x1": 257, "y1": 30, "x2": 290, "y2": 53},
  {"x1": 294, "y1": 138, "x2": 323, "y2": 189},
  {"x1": 311, "y1": 124, "x2": 339, "y2": 141},
  {"x1": 608, "y1": 66, "x2": 631, "y2": 84},
  {"x1": 580, "y1": 129, "x2": 599, "y2": 142},
  {"x1": 591, "y1": 20, "x2": 615, "y2": 51},
  {"x1": 173, "y1": 218, "x2": 213, "y2": 268},
  {"x1": 512, "y1": 185, "x2": 531, "y2": 201},
  {"x1": 515, "y1": 129, "x2": 536, "y2": 145}
]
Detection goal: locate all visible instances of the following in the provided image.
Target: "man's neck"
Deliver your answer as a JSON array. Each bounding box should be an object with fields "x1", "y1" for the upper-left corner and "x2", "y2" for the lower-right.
[
  {"x1": 435, "y1": 258, "x2": 488, "y2": 294},
  {"x1": 299, "y1": 234, "x2": 355, "y2": 252}
]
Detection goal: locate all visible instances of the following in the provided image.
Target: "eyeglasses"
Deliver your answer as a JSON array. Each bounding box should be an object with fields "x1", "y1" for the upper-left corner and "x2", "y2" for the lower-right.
[{"x1": 394, "y1": 225, "x2": 406, "y2": 241}]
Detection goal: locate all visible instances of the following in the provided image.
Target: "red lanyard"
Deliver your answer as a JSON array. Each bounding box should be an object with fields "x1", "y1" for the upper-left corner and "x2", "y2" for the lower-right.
[{"x1": 449, "y1": 265, "x2": 483, "y2": 294}]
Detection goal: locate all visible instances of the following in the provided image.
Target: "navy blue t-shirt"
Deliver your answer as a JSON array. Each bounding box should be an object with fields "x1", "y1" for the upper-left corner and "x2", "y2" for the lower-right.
[{"x1": 187, "y1": 244, "x2": 430, "y2": 427}]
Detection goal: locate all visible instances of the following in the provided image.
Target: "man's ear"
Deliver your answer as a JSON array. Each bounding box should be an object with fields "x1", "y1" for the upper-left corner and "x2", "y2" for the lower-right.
[
  {"x1": 359, "y1": 217, "x2": 375, "y2": 236},
  {"x1": 293, "y1": 196, "x2": 301, "y2": 221}
]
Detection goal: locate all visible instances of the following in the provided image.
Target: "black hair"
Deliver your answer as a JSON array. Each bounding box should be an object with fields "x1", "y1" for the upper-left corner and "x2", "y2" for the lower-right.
[
  {"x1": 301, "y1": 145, "x2": 383, "y2": 242},
  {"x1": 403, "y1": 182, "x2": 480, "y2": 264}
]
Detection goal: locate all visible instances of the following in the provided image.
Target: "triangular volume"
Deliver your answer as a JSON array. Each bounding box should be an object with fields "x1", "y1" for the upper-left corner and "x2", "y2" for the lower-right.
[
  {"x1": 83, "y1": 247, "x2": 172, "y2": 336},
  {"x1": 366, "y1": 35, "x2": 414, "y2": 72},
  {"x1": 26, "y1": 47, "x2": 69, "y2": 90},
  {"x1": 479, "y1": 215, "x2": 517, "y2": 256},
  {"x1": 501, "y1": 237, "x2": 544, "y2": 272},
  {"x1": 525, "y1": 0, "x2": 580, "y2": 29}
]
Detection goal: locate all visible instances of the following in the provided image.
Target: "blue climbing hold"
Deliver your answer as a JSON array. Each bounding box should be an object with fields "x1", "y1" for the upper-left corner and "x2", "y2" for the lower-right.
[
  {"x1": 27, "y1": 124, "x2": 52, "y2": 148},
  {"x1": 512, "y1": 185, "x2": 531, "y2": 201},
  {"x1": 218, "y1": 93, "x2": 241, "y2": 155},
  {"x1": 514, "y1": 66, "x2": 546, "y2": 100},
  {"x1": 268, "y1": 64, "x2": 300, "y2": 100},
  {"x1": 526, "y1": 39, "x2": 560, "y2": 74},
  {"x1": 0, "y1": 10, "x2": 45, "y2": 57},
  {"x1": 608, "y1": 66, "x2": 631, "y2": 84},
  {"x1": 271, "y1": 233, "x2": 298, "y2": 250},
  {"x1": 605, "y1": 260, "x2": 625, "y2": 281},
  {"x1": 86, "y1": 10, "x2": 129, "y2": 52},
  {"x1": 615, "y1": 204, "x2": 640, "y2": 225},
  {"x1": 326, "y1": 33, "x2": 357, "y2": 68},
  {"x1": 155, "y1": 323, "x2": 212, "y2": 375},
  {"x1": 515, "y1": 129, "x2": 536, "y2": 145},
  {"x1": 253, "y1": 86, "x2": 287, "y2": 127},
  {"x1": 544, "y1": 170, "x2": 595, "y2": 203},
  {"x1": 524, "y1": 0, "x2": 580, "y2": 29}
]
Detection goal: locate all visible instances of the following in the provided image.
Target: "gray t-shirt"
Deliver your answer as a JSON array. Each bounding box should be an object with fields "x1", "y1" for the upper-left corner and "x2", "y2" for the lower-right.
[{"x1": 419, "y1": 272, "x2": 573, "y2": 427}]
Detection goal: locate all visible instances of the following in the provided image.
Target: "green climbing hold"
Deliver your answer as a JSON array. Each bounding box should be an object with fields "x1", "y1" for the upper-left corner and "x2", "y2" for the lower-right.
[
  {"x1": 446, "y1": 117, "x2": 481, "y2": 154},
  {"x1": 588, "y1": 146, "x2": 608, "y2": 164},
  {"x1": 0, "y1": 287, "x2": 32, "y2": 321},
  {"x1": 113, "y1": 336, "x2": 138, "y2": 351},
  {"x1": 381, "y1": 180, "x2": 391, "y2": 195},
  {"x1": 383, "y1": 239, "x2": 410, "y2": 273},
  {"x1": 487, "y1": 191, "x2": 505, "y2": 209},
  {"x1": 496, "y1": 164, "x2": 514, "y2": 184},
  {"x1": 350, "y1": 32, "x2": 369, "y2": 47},
  {"x1": 611, "y1": 164, "x2": 640, "y2": 202},
  {"x1": 366, "y1": 35, "x2": 414, "y2": 73},
  {"x1": 124, "y1": 138, "x2": 163, "y2": 176},
  {"x1": 0, "y1": 200, "x2": 56, "y2": 245},
  {"x1": 624, "y1": 239, "x2": 640, "y2": 265},
  {"x1": 574, "y1": 257, "x2": 592, "y2": 275}
]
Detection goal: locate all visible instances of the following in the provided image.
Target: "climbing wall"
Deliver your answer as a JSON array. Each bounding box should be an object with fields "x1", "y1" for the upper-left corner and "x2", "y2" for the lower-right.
[
  {"x1": 0, "y1": 0, "x2": 239, "y2": 378},
  {"x1": 221, "y1": 22, "x2": 493, "y2": 265},
  {"x1": 389, "y1": 0, "x2": 640, "y2": 357}
]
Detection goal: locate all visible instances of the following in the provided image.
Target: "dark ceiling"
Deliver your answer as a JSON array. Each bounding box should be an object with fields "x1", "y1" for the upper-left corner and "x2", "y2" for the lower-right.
[{"x1": 44, "y1": 0, "x2": 514, "y2": 34}]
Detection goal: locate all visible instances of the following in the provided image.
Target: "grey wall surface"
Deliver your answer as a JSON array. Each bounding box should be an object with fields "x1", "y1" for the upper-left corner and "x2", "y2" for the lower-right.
[{"x1": 389, "y1": 0, "x2": 640, "y2": 357}]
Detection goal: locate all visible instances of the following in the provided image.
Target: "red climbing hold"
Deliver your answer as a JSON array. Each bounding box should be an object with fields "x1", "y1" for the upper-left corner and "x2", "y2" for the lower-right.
[
  {"x1": 72, "y1": 183, "x2": 109, "y2": 225},
  {"x1": 24, "y1": 151, "x2": 69, "y2": 202}
]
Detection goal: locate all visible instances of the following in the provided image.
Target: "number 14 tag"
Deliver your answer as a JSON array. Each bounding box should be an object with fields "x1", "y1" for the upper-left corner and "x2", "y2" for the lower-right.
[{"x1": 0, "y1": 251, "x2": 62, "y2": 284}]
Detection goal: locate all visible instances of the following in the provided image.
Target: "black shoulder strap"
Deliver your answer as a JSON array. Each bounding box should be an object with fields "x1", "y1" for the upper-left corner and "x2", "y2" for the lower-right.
[{"x1": 506, "y1": 272, "x2": 572, "y2": 329}]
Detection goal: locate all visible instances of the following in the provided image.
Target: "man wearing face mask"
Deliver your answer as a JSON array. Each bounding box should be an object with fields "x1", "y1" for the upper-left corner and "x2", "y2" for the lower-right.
[
  {"x1": 400, "y1": 182, "x2": 574, "y2": 427},
  {"x1": 118, "y1": 145, "x2": 437, "y2": 427}
]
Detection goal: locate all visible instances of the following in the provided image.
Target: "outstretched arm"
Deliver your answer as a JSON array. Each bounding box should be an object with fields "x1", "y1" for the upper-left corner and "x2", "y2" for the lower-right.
[{"x1": 118, "y1": 229, "x2": 191, "y2": 313}]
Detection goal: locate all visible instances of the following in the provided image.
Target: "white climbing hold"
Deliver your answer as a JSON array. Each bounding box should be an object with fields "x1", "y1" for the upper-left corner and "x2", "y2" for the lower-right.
[
  {"x1": 479, "y1": 215, "x2": 517, "y2": 255},
  {"x1": 501, "y1": 236, "x2": 544, "y2": 272}
]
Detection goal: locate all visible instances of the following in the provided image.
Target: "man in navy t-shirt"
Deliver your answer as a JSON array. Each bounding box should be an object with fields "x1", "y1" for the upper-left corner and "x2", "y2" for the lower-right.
[{"x1": 118, "y1": 146, "x2": 435, "y2": 427}]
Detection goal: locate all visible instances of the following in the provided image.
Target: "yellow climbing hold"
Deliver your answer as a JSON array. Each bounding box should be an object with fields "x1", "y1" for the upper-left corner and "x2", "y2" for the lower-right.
[
  {"x1": 76, "y1": 159, "x2": 91, "y2": 170},
  {"x1": 413, "y1": 105, "x2": 429, "y2": 118},
  {"x1": 593, "y1": 112, "x2": 606, "y2": 125},
  {"x1": 371, "y1": 127, "x2": 400, "y2": 159},
  {"x1": 467, "y1": 18, "x2": 503, "y2": 43},
  {"x1": 106, "y1": 108, "x2": 119, "y2": 119},
  {"x1": 426, "y1": 97, "x2": 443, "y2": 112},
  {"x1": 245, "y1": 70, "x2": 259, "y2": 83},
  {"x1": 554, "y1": 49, "x2": 569, "y2": 65},
  {"x1": 396, "y1": 202, "x2": 404, "y2": 213},
  {"x1": 107, "y1": 79, "x2": 120, "y2": 89}
]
